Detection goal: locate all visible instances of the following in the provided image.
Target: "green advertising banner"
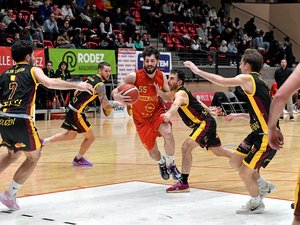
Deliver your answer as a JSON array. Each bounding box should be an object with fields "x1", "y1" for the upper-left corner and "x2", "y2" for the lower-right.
[{"x1": 49, "y1": 49, "x2": 116, "y2": 75}]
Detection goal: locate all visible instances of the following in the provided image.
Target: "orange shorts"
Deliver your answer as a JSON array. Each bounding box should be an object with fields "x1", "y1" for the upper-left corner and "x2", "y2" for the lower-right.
[{"x1": 135, "y1": 109, "x2": 166, "y2": 151}]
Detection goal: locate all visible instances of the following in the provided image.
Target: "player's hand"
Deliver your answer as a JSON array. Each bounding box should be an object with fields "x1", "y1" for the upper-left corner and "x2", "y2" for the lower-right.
[
  {"x1": 209, "y1": 106, "x2": 223, "y2": 116},
  {"x1": 113, "y1": 90, "x2": 132, "y2": 105},
  {"x1": 183, "y1": 61, "x2": 198, "y2": 73},
  {"x1": 224, "y1": 113, "x2": 240, "y2": 121},
  {"x1": 76, "y1": 82, "x2": 94, "y2": 95},
  {"x1": 268, "y1": 127, "x2": 284, "y2": 150},
  {"x1": 161, "y1": 112, "x2": 171, "y2": 123},
  {"x1": 153, "y1": 83, "x2": 163, "y2": 97}
]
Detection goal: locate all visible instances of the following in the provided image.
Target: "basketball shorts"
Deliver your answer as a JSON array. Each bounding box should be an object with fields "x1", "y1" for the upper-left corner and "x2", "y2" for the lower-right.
[
  {"x1": 236, "y1": 131, "x2": 277, "y2": 169},
  {"x1": 0, "y1": 116, "x2": 41, "y2": 152},
  {"x1": 61, "y1": 110, "x2": 91, "y2": 133},
  {"x1": 188, "y1": 119, "x2": 221, "y2": 150},
  {"x1": 135, "y1": 108, "x2": 167, "y2": 151}
]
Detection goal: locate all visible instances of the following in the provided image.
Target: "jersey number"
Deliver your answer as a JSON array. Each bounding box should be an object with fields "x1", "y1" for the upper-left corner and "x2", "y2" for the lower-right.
[{"x1": 8, "y1": 82, "x2": 18, "y2": 99}]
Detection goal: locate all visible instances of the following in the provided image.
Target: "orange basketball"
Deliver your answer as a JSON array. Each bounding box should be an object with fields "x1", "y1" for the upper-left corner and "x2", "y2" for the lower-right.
[{"x1": 118, "y1": 84, "x2": 139, "y2": 105}]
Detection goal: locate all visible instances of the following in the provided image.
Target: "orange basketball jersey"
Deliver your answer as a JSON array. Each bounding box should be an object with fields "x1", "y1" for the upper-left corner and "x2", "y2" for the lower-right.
[{"x1": 133, "y1": 69, "x2": 165, "y2": 124}]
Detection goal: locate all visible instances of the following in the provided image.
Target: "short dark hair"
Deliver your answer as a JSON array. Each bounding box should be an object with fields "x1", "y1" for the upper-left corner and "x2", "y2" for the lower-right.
[
  {"x1": 171, "y1": 69, "x2": 185, "y2": 85},
  {"x1": 242, "y1": 49, "x2": 263, "y2": 73},
  {"x1": 46, "y1": 60, "x2": 53, "y2": 65},
  {"x1": 58, "y1": 61, "x2": 68, "y2": 69},
  {"x1": 142, "y1": 46, "x2": 160, "y2": 60},
  {"x1": 11, "y1": 40, "x2": 33, "y2": 63},
  {"x1": 98, "y1": 61, "x2": 111, "y2": 70}
]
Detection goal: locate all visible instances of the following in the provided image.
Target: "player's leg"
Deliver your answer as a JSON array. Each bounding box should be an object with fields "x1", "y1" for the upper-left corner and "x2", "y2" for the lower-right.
[
  {"x1": 166, "y1": 138, "x2": 198, "y2": 193},
  {"x1": 149, "y1": 142, "x2": 169, "y2": 180},
  {"x1": 210, "y1": 146, "x2": 234, "y2": 158},
  {"x1": 0, "y1": 149, "x2": 41, "y2": 211},
  {"x1": 72, "y1": 128, "x2": 95, "y2": 166},
  {"x1": 43, "y1": 130, "x2": 77, "y2": 144},
  {"x1": 0, "y1": 150, "x2": 22, "y2": 173},
  {"x1": 158, "y1": 122, "x2": 181, "y2": 180}
]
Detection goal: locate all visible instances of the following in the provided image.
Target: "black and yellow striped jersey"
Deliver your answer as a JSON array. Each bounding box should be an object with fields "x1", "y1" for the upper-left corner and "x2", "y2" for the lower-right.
[
  {"x1": 69, "y1": 75, "x2": 103, "y2": 113},
  {"x1": 177, "y1": 86, "x2": 213, "y2": 128},
  {"x1": 0, "y1": 63, "x2": 38, "y2": 116},
  {"x1": 243, "y1": 72, "x2": 271, "y2": 134}
]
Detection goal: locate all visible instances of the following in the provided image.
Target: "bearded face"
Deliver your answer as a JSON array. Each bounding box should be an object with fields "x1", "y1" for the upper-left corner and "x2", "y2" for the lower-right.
[{"x1": 143, "y1": 55, "x2": 159, "y2": 75}]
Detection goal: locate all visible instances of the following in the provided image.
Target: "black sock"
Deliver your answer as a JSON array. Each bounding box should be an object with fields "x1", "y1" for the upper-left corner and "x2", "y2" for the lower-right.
[{"x1": 181, "y1": 174, "x2": 189, "y2": 184}]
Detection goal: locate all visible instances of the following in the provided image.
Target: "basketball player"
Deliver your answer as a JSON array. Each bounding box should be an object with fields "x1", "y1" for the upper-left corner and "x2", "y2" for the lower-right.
[
  {"x1": 161, "y1": 69, "x2": 234, "y2": 192},
  {"x1": 184, "y1": 49, "x2": 277, "y2": 214},
  {"x1": 0, "y1": 40, "x2": 93, "y2": 210},
  {"x1": 112, "y1": 46, "x2": 181, "y2": 181},
  {"x1": 42, "y1": 62, "x2": 119, "y2": 166},
  {"x1": 268, "y1": 63, "x2": 300, "y2": 225}
]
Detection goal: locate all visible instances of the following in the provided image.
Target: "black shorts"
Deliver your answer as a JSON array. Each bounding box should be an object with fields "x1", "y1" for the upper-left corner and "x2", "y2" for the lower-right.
[
  {"x1": 236, "y1": 131, "x2": 277, "y2": 169},
  {"x1": 61, "y1": 110, "x2": 91, "y2": 133},
  {"x1": 189, "y1": 119, "x2": 221, "y2": 150},
  {"x1": 0, "y1": 116, "x2": 41, "y2": 152}
]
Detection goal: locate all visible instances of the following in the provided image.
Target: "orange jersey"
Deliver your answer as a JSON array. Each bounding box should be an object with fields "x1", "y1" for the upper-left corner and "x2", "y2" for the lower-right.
[{"x1": 132, "y1": 69, "x2": 165, "y2": 125}]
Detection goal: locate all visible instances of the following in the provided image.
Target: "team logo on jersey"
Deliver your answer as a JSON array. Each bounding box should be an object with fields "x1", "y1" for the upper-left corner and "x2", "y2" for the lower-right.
[
  {"x1": 15, "y1": 143, "x2": 26, "y2": 148},
  {"x1": 10, "y1": 75, "x2": 16, "y2": 81},
  {"x1": 145, "y1": 103, "x2": 155, "y2": 113}
]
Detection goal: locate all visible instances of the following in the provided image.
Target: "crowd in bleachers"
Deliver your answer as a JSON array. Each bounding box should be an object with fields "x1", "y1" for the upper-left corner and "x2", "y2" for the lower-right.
[{"x1": 0, "y1": 0, "x2": 296, "y2": 67}]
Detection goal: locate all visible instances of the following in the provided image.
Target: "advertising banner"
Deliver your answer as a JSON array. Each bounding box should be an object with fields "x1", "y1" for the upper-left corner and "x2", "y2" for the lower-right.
[
  {"x1": 49, "y1": 49, "x2": 116, "y2": 75},
  {"x1": 117, "y1": 48, "x2": 136, "y2": 83},
  {"x1": 136, "y1": 51, "x2": 172, "y2": 75},
  {"x1": 0, "y1": 47, "x2": 45, "y2": 73},
  {"x1": 192, "y1": 92, "x2": 215, "y2": 106}
]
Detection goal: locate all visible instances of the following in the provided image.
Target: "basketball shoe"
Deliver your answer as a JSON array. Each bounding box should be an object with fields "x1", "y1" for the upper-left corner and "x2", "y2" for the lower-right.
[
  {"x1": 0, "y1": 191, "x2": 20, "y2": 210},
  {"x1": 72, "y1": 157, "x2": 93, "y2": 166},
  {"x1": 167, "y1": 163, "x2": 182, "y2": 180},
  {"x1": 259, "y1": 181, "x2": 276, "y2": 198},
  {"x1": 166, "y1": 180, "x2": 190, "y2": 193},
  {"x1": 159, "y1": 158, "x2": 169, "y2": 180},
  {"x1": 236, "y1": 199, "x2": 265, "y2": 214}
]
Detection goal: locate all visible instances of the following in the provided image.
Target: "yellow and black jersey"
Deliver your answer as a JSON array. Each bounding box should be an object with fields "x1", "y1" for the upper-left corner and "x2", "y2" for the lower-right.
[
  {"x1": 177, "y1": 86, "x2": 213, "y2": 128},
  {"x1": 243, "y1": 72, "x2": 271, "y2": 134},
  {"x1": 0, "y1": 63, "x2": 38, "y2": 116},
  {"x1": 69, "y1": 75, "x2": 103, "y2": 113}
]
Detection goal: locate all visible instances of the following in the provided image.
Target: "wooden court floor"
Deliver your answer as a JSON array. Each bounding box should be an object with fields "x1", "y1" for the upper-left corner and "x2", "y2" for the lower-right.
[{"x1": 0, "y1": 113, "x2": 299, "y2": 201}]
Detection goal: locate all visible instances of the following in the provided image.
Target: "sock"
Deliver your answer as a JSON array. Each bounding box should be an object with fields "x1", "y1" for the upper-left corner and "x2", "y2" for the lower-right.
[
  {"x1": 251, "y1": 195, "x2": 261, "y2": 204},
  {"x1": 157, "y1": 156, "x2": 165, "y2": 165},
  {"x1": 257, "y1": 176, "x2": 267, "y2": 188},
  {"x1": 76, "y1": 154, "x2": 83, "y2": 160},
  {"x1": 165, "y1": 155, "x2": 174, "y2": 167},
  {"x1": 7, "y1": 180, "x2": 21, "y2": 197},
  {"x1": 181, "y1": 174, "x2": 189, "y2": 184},
  {"x1": 43, "y1": 138, "x2": 50, "y2": 145}
]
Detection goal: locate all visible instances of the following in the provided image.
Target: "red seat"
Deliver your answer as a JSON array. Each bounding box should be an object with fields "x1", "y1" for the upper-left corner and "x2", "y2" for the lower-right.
[
  {"x1": 178, "y1": 22, "x2": 188, "y2": 34},
  {"x1": 87, "y1": 42, "x2": 98, "y2": 49},
  {"x1": 42, "y1": 40, "x2": 54, "y2": 48}
]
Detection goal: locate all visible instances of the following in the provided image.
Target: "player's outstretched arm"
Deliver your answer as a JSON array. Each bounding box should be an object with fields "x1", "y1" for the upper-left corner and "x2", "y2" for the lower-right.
[
  {"x1": 95, "y1": 83, "x2": 119, "y2": 110},
  {"x1": 161, "y1": 91, "x2": 186, "y2": 123},
  {"x1": 34, "y1": 67, "x2": 93, "y2": 94}
]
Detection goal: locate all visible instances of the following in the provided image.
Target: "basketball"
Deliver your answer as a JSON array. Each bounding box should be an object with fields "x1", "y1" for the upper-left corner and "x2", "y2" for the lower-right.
[{"x1": 118, "y1": 84, "x2": 139, "y2": 105}]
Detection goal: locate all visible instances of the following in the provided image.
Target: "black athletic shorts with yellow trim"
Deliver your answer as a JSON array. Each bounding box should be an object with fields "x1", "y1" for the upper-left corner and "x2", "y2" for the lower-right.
[
  {"x1": 236, "y1": 131, "x2": 277, "y2": 169},
  {"x1": 294, "y1": 166, "x2": 300, "y2": 217},
  {"x1": 0, "y1": 116, "x2": 42, "y2": 152},
  {"x1": 188, "y1": 119, "x2": 221, "y2": 150},
  {"x1": 61, "y1": 110, "x2": 91, "y2": 133}
]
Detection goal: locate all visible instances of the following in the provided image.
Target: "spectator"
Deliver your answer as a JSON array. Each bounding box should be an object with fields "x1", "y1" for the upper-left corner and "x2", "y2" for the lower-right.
[
  {"x1": 141, "y1": 33, "x2": 151, "y2": 47},
  {"x1": 196, "y1": 22, "x2": 212, "y2": 50},
  {"x1": 133, "y1": 34, "x2": 144, "y2": 50},
  {"x1": 125, "y1": 36, "x2": 135, "y2": 48},
  {"x1": 244, "y1": 17, "x2": 257, "y2": 38},
  {"x1": 114, "y1": 33, "x2": 126, "y2": 49},
  {"x1": 2, "y1": 9, "x2": 22, "y2": 35},
  {"x1": 99, "y1": 16, "x2": 113, "y2": 37},
  {"x1": 219, "y1": 40, "x2": 228, "y2": 53},
  {"x1": 43, "y1": 13, "x2": 59, "y2": 41},
  {"x1": 61, "y1": 3, "x2": 75, "y2": 20},
  {"x1": 54, "y1": 61, "x2": 72, "y2": 107},
  {"x1": 52, "y1": 3, "x2": 64, "y2": 24},
  {"x1": 28, "y1": 13, "x2": 44, "y2": 43},
  {"x1": 112, "y1": 7, "x2": 126, "y2": 31},
  {"x1": 56, "y1": 29, "x2": 75, "y2": 48},
  {"x1": 282, "y1": 36, "x2": 295, "y2": 68},
  {"x1": 237, "y1": 39, "x2": 249, "y2": 55},
  {"x1": 252, "y1": 30, "x2": 270, "y2": 51},
  {"x1": 38, "y1": 0, "x2": 51, "y2": 23},
  {"x1": 227, "y1": 39, "x2": 237, "y2": 53}
]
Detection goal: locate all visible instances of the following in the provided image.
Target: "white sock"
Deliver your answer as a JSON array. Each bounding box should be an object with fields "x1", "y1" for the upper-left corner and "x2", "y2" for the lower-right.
[
  {"x1": 257, "y1": 176, "x2": 267, "y2": 188},
  {"x1": 251, "y1": 195, "x2": 261, "y2": 204},
  {"x1": 7, "y1": 180, "x2": 21, "y2": 197},
  {"x1": 76, "y1": 154, "x2": 83, "y2": 160},
  {"x1": 165, "y1": 155, "x2": 174, "y2": 167},
  {"x1": 157, "y1": 156, "x2": 165, "y2": 165}
]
